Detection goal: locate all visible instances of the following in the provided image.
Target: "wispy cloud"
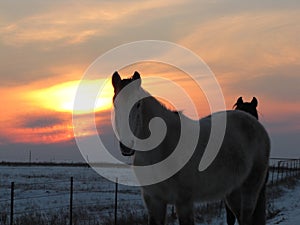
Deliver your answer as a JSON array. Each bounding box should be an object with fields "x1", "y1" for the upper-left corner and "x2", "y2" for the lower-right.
[
  {"x1": 20, "y1": 114, "x2": 68, "y2": 129},
  {"x1": 179, "y1": 10, "x2": 300, "y2": 73},
  {"x1": 0, "y1": 111, "x2": 73, "y2": 144},
  {"x1": 0, "y1": 0, "x2": 186, "y2": 46},
  {"x1": 178, "y1": 9, "x2": 300, "y2": 114}
]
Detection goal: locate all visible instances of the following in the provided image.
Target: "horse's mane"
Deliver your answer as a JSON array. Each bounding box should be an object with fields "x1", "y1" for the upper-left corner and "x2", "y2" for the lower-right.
[
  {"x1": 114, "y1": 75, "x2": 179, "y2": 115},
  {"x1": 142, "y1": 89, "x2": 179, "y2": 115}
]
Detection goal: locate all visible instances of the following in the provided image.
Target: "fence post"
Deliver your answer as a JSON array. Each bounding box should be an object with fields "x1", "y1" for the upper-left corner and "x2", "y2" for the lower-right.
[
  {"x1": 70, "y1": 177, "x2": 73, "y2": 225},
  {"x1": 286, "y1": 162, "x2": 289, "y2": 179},
  {"x1": 284, "y1": 162, "x2": 288, "y2": 180},
  {"x1": 281, "y1": 162, "x2": 284, "y2": 181},
  {"x1": 287, "y1": 162, "x2": 291, "y2": 179},
  {"x1": 276, "y1": 161, "x2": 281, "y2": 183},
  {"x1": 271, "y1": 166, "x2": 275, "y2": 185},
  {"x1": 292, "y1": 161, "x2": 294, "y2": 177},
  {"x1": 293, "y1": 160, "x2": 296, "y2": 176},
  {"x1": 10, "y1": 182, "x2": 14, "y2": 225},
  {"x1": 115, "y1": 178, "x2": 118, "y2": 225},
  {"x1": 289, "y1": 161, "x2": 292, "y2": 178},
  {"x1": 288, "y1": 162, "x2": 291, "y2": 179}
]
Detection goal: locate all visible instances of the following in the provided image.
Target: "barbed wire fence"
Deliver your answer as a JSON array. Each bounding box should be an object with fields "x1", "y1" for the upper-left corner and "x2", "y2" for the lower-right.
[{"x1": 0, "y1": 158, "x2": 300, "y2": 225}]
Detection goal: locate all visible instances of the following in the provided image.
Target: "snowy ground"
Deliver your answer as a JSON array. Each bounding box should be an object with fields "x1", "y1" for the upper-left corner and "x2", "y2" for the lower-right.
[
  {"x1": 267, "y1": 181, "x2": 300, "y2": 225},
  {"x1": 0, "y1": 164, "x2": 299, "y2": 224},
  {"x1": 166, "y1": 179, "x2": 300, "y2": 225}
]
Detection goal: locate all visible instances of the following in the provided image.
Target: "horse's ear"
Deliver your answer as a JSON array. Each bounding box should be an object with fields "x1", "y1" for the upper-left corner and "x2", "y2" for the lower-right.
[
  {"x1": 133, "y1": 71, "x2": 140, "y2": 80},
  {"x1": 233, "y1": 96, "x2": 243, "y2": 108},
  {"x1": 112, "y1": 71, "x2": 121, "y2": 89},
  {"x1": 237, "y1": 97, "x2": 243, "y2": 105},
  {"x1": 132, "y1": 71, "x2": 141, "y2": 87},
  {"x1": 251, "y1": 97, "x2": 258, "y2": 108}
]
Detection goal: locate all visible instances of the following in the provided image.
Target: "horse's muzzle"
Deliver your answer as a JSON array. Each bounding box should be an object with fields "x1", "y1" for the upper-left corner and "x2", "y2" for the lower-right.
[{"x1": 119, "y1": 142, "x2": 135, "y2": 156}]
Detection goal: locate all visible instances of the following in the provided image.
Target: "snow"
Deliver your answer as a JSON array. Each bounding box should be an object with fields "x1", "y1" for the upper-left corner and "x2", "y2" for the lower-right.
[
  {"x1": 267, "y1": 181, "x2": 300, "y2": 225},
  {"x1": 0, "y1": 164, "x2": 299, "y2": 224},
  {"x1": 0, "y1": 165, "x2": 143, "y2": 222}
]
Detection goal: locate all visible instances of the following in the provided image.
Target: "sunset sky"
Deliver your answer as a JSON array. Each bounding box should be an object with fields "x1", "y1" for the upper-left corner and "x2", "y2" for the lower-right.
[{"x1": 0, "y1": 0, "x2": 299, "y2": 162}]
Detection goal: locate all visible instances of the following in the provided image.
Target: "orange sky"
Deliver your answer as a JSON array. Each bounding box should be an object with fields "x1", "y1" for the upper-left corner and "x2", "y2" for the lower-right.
[{"x1": 0, "y1": 0, "x2": 299, "y2": 160}]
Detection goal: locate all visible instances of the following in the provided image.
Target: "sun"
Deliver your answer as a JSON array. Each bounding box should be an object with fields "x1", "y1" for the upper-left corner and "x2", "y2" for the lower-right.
[{"x1": 28, "y1": 79, "x2": 114, "y2": 114}]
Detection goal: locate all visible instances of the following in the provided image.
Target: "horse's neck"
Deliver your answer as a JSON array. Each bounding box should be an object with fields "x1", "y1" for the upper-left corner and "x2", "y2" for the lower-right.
[
  {"x1": 141, "y1": 96, "x2": 178, "y2": 126},
  {"x1": 133, "y1": 95, "x2": 181, "y2": 163}
]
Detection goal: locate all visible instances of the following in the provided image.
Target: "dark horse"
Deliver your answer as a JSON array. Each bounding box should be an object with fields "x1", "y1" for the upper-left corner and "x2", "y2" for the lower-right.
[
  {"x1": 234, "y1": 97, "x2": 258, "y2": 119},
  {"x1": 225, "y1": 96, "x2": 263, "y2": 225}
]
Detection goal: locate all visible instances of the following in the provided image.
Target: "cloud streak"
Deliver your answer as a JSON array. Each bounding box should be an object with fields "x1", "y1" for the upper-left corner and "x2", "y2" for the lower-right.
[
  {"x1": 0, "y1": 111, "x2": 73, "y2": 145},
  {"x1": 179, "y1": 10, "x2": 300, "y2": 73},
  {"x1": 0, "y1": 0, "x2": 187, "y2": 46},
  {"x1": 19, "y1": 114, "x2": 68, "y2": 129}
]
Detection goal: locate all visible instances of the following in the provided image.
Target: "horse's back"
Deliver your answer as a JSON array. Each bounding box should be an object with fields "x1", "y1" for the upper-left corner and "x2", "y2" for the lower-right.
[
  {"x1": 190, "y1": 110, "x2": 270, "y2": 200},
  {"x1": 198, "y1": 110, "x2": 270, "y2": 165},
  {"x1": 224, "y1": 110, "x2": 270, "y2": 163},
  {"x1": 140, "y1": 110, "x2": 270, "y2": 203}
]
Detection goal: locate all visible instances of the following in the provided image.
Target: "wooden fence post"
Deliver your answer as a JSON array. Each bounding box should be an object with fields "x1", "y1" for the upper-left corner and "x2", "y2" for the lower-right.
[
  {"x1": 276, "y1": 161, "x2": 281, "y2": 183},
  {"x1": 281, "y1": 162, "x2": 284, "y2": 180},
  {"x1": 271, "y1": 166, "x2": 275, "y2": 185},
  {"x1": 10, "y1": 182, "x2": 14, "y2": 225},
  {"x1": 288, "y1": 162, "x2": 291, "y2": 179},
  {"x1": 286, "y1": 162, "x2": 289, "y2": 179},
  {"x1": 115, "y1": 178, "x2": 118, "y2": 225},
  {"x1": 70, "y1": 177, "x2": 73, "y2": 225}
]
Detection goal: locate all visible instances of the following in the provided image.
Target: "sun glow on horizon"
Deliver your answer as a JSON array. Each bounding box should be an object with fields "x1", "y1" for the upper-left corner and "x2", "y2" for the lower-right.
[{"x1": 28, "y1": 79, "x2": 114, "y2": 115}]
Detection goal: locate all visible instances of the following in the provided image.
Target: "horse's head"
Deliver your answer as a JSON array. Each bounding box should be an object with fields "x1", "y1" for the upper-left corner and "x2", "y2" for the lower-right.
[
  {"x1": 233, "y1": 97, "x2": 258, "y2": 119},
  {"x1": 112, "y1": 71, "x2": 144, "y2": 156}
]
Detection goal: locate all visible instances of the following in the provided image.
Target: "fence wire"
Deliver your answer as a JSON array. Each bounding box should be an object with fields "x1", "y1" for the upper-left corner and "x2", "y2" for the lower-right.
[{"x1": 0, "y1": 158, "x2": 300, "y2": 225}]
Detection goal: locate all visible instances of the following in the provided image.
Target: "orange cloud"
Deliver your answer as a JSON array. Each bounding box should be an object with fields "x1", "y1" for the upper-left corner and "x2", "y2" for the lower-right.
[
  {"x1": 26, "y1": 79, "x2": 113, "y2": 114},
  {"x1": 0, "y1": 72, "x2": 114, "y2": 145}
]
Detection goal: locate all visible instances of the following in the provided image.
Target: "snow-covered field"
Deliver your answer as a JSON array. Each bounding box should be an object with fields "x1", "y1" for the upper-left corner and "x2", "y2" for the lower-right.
[
  {"x1": 0, "y1": 164, "x2": 299, "y2": 224},
  {"x1": 0, "y1": 165, "x2": 143, "y2": 224},
  {"x1": 267, "y1": 180, "x2": 300, "y2": 225}
]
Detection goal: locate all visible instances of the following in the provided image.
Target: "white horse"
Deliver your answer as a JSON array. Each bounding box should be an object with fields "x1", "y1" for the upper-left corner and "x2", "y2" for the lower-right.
[{"x1": 112, "y1": 71, "x2": 270, "y2": 225}]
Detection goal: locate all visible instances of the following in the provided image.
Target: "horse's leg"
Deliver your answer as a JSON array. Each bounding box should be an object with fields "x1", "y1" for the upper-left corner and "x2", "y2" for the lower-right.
[
  {"x1": 143, "y1": 193, "x2": 167, "y2": 225},
  {"x1": 225, "y1": 202, "x2": 236, "y2": 225},
  {"x1": 251, "y1": 182, "x2": 266, "y2": 225},
  {"x1": 175, "y1": 198, "x2": 194, "y2": 225},
  {"x1": 225, "y1": 190, "x2": 242, "y2": 225},
  {"x1": 251, "y1": 171, "x2": 268, "y2": 225},
  {"x1": 239, "y1": 170, "x2": 266, "y2": 225}
]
